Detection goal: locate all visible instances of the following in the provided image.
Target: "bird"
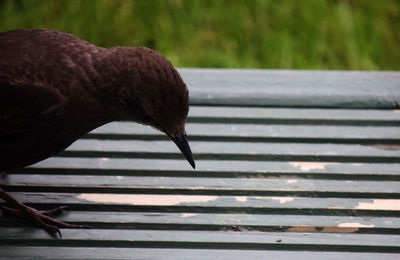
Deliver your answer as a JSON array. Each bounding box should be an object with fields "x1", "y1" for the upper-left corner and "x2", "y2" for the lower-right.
[{"x1": 0, "y1": 29, "x2": 195, "y2": 236}]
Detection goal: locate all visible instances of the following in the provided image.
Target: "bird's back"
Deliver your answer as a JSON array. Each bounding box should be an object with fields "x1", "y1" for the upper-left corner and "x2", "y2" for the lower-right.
[
  {"x1": 0, "y1": 29, "x2": 111, "y2": 171},
  {"x1": 0, "y1": 29, "x2": 107, "y2": 94}
]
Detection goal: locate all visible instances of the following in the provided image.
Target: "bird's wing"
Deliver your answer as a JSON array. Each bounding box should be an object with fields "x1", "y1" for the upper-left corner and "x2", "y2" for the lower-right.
[{"x1": 0, "y1": 76, "x2": 63, "y2": 136}]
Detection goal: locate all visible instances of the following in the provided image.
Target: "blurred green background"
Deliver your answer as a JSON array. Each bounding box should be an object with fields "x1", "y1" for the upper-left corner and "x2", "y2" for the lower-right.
[{"x1": 0, "y1": 0, "x2": 399, "y2": 70}]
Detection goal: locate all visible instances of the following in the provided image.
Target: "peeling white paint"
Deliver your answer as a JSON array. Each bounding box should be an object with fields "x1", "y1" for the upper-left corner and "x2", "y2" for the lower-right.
[
  {"x1": 287, "y1": 179, "x2": 298, "y2": 184},
  {"x1": 338, "y1": 222, "x2": 374, "y2": 228},
  {"x1": 180, "y1": 213, "x2": 197, "y2": 218},
  {"x1": 115, "y1": 176, "x2": 123, "y2": 180},
  {"x1": 289, "y1": 162, "x2": 339, "y2": 172},
  {"x1": 355, "y1": 199, "x2": 400, "y2": 210},
  {"x1": 77, "y1": 194, "x2": 218, "y2": 206},
  {"x1": 271, "y1": 197, "x2": 294, "y2": 204},
  {"x1": 190, "y1": 186, "x2": 206, "y2": 190},
  {"x1": 101, "y1": 158, "x2": 110, "y2": 161},
  {"x1": 351, "y1": 163, "x2": 364, "y2": 166},
  {"x1": 235, "y1": 196, "x2": 247, "y2": 202}
]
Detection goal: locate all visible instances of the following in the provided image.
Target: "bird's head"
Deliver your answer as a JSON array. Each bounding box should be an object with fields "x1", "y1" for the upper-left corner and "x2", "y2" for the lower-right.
[{"x1": 115, "y1": 47, "x2": 195, "y2": 169}]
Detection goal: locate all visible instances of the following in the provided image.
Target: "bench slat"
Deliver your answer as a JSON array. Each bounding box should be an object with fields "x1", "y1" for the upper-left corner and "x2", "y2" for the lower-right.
[
  {"x1": 90, "y1": 122, "x2": 400, "y2": 141},
  {"x1": 2, "y1": 228, "x2": 400, "y2": 248},
  {"x1": 187, "y1": 106, "x2": 400, "y2": 123},
  {"x1": 65, "y1": 140, "x2": 400, "y2": 160},
  {"x1": 2, "y1": 247, "x2": 400, "y2": 260},
  {"x1": 3, "y1": 211, "x2": 399, "y2": 231},
  {"x1": 29, "y1": 158, "x2": 400, "y2": 176},
  {"x1": 4, "y1": 175, "x2": 400, "y2": 195},
  {"x1": 180, "y1": 69, "x2": 400, "y2": 108},
  {"x1": 7, "y1": 192, "x2": 400, "y2": 212}
]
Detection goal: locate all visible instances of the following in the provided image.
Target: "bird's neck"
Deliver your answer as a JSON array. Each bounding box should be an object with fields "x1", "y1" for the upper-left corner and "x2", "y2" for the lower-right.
[{"x1": 90, "y1": 47, "x2": 144, "y2": 122}]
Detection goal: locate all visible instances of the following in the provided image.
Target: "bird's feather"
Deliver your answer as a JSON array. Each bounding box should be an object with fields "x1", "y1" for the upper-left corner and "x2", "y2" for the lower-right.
[{"x1": 0, "y1": 76, "x2": 62, "y2": 135}]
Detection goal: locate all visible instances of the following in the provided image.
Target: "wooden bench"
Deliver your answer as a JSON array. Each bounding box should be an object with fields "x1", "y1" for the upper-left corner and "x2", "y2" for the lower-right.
[{"x1": 1, "y1": 69, "x2": 400, "y2": 259}]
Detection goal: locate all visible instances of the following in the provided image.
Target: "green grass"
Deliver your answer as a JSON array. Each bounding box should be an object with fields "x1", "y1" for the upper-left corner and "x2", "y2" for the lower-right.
[{"x1": 0, "y1": 0, "x2": 399, "y2": 70}]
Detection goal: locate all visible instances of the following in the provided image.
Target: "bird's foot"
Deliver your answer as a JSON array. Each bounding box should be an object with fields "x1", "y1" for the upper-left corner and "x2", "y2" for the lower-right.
[{"x1": 1, "y1": 204, "x2": 91, "y2": 237}]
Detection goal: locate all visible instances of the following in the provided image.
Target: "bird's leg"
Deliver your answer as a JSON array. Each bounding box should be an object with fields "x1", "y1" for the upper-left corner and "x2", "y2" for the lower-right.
[{"x1": 0, "y1": 188, "x2": 91, "y2": 237}]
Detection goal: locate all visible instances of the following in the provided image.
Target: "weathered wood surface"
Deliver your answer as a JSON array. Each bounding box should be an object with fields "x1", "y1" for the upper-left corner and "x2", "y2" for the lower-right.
[
  {"x1": 2, "y1": 247, "x2": 400, "y2": 260},
  {"x1": 182, "y1": 69, "x2": 400, "y2": 108},
  {"x1": 1, "y1": 69, "x2": 400, "y2": 259}
]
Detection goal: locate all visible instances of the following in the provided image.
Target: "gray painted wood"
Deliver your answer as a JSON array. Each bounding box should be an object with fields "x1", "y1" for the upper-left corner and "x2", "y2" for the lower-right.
[
  {"x1": 4, "y1": 174, "x2": 400, "y2": 194},
  {"x1": 179, "y1": 69, "x2": 400, "y2": 108},
  {"x1": 1, "y1": 69, "x2": 399, "y2": 258},
  {"x1": 90, "y1": 122, "x2": 400, "y2": 141},
  {"x1": 187, "y1": 106, "x2": 400, "y2": 123},
  {"x1": 4, "y1": 211, "x2": 400, "y2": 230},
  {"x1": 2, "y1": 228, "x2": 400, "y2": 248},
  {"x1": 2, "y1": 247, "x2": 400, "y2": 260},
  {"x1": 30, "y1": 158, "x2": 400, "y2": 176},
  {"x1": 7, "y1": 192, "x2": 400, "y2": 212},
  {"x1": 64, "y1": 140, "x2": 400, "y2": 160}
]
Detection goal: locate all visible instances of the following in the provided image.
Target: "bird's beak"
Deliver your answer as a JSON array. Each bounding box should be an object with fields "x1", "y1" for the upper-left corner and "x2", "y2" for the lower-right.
[{"x1": 168, "y1": 129, "x2": 195, "y2": 169}]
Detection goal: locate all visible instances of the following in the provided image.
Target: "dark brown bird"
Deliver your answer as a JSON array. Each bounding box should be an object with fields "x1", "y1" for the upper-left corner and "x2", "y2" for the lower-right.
[{"x1": 0, "y1": 29, "x2": 195, "y2": 236}]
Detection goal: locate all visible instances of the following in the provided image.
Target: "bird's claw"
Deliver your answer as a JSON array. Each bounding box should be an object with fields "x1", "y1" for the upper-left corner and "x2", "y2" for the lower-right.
[
  {"x1": 40, "y1": 205, "x2": 68, "y2": 216},
  {"x1": 1, "y1": 204, "x2": 92, "y2": 237}
]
